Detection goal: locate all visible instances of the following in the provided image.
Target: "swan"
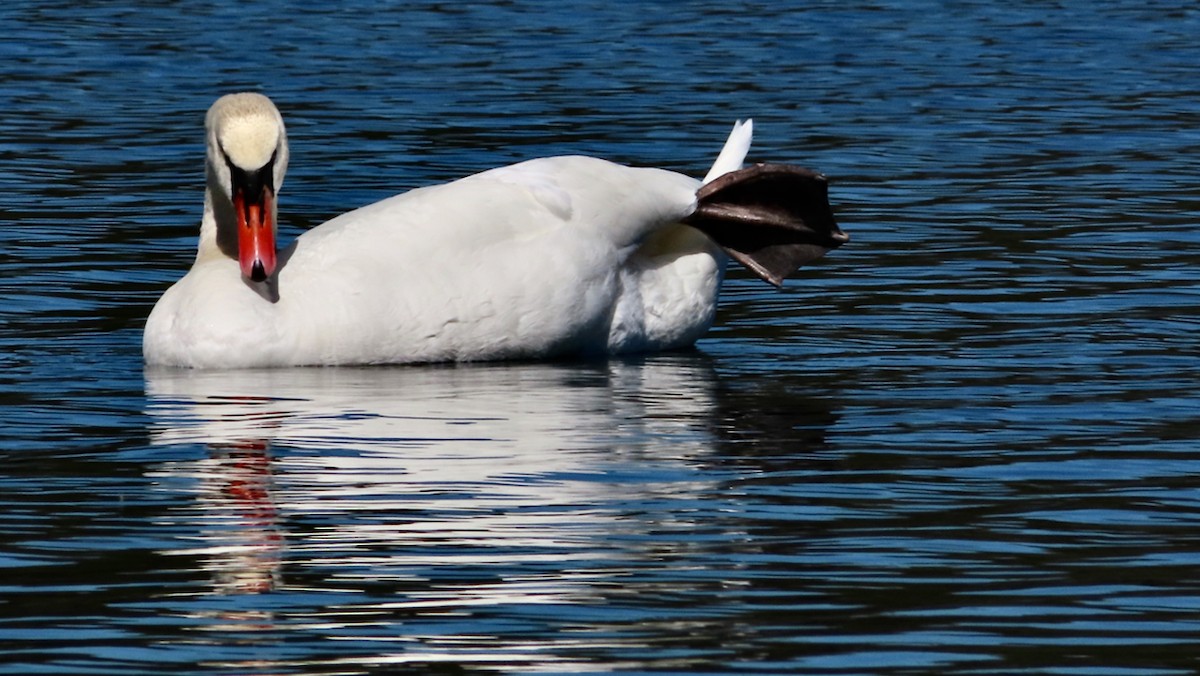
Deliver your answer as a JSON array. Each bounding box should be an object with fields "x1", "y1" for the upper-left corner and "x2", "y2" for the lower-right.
[{"x1": 144, "y1": 92, "x2": 846, "y2": 368}]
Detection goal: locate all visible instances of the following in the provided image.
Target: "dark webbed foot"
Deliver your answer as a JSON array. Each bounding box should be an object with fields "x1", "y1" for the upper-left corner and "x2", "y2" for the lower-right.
[{"x1": 684, "y1": 163, "x2": 847, "y2": 287}]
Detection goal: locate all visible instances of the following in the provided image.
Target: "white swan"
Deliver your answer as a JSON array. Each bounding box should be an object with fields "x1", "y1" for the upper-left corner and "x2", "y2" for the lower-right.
[{"x1": 144, "y1": 93, "x2": 846, "y2": 368}]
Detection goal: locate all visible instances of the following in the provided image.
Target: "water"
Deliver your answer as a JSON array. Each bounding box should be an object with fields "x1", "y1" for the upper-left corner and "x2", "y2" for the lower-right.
[{"x1": 3, "y1": 0, "x2": 1200, "y2": 673}]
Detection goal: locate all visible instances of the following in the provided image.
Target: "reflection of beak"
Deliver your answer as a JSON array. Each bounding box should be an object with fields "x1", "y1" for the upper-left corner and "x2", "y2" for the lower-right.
[
  {"x1": 208, "y1": 440, "x2": 283, "y2": 595},
  {"x1": 231, "y1": 167, "x2": 277, "y2": 283}
]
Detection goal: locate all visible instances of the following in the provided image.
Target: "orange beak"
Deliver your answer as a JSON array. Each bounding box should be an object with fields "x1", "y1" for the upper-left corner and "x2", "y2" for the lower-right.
[{"x1": 233, "y1": 186, "x2": 276, "y2": 282}]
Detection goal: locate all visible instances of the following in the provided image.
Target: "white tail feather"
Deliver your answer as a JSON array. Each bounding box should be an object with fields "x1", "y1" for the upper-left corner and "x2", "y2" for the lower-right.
[{"x1": 702, "y1": 119, "x2": 753, "y2": 184}]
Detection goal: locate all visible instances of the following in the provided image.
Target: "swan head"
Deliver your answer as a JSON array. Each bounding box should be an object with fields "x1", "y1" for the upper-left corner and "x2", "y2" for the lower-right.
[{"x1": 205, "y1": 92, "x2": 289, "y2": 282}]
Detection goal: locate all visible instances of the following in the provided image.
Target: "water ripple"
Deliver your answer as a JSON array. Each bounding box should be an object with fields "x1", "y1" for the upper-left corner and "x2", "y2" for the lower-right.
[{"x1": 3, "y1": 0, "x2": 1200, "y2": 673}]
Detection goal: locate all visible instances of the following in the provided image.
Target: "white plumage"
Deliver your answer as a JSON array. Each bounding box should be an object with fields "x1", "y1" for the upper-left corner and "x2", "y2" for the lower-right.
[{"x1": 145, "y1": 93, "x2": 841, "y2": 368}]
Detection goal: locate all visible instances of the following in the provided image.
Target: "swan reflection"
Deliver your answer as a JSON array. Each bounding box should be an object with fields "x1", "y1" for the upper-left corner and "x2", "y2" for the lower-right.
[{"x1": 146, "y1": 357, "x2": 727, "y2": 598}]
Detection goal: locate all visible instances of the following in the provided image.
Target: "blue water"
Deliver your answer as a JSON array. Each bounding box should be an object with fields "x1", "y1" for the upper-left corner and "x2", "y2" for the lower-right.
[{"x1": 3, "y1": 1, "x2": 1200, "y2": 673}]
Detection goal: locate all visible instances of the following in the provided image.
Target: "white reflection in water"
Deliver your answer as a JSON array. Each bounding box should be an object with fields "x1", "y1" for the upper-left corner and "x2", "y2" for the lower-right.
[{"x1": 145, "y1": 358, "x2": 721, "y2": 606}]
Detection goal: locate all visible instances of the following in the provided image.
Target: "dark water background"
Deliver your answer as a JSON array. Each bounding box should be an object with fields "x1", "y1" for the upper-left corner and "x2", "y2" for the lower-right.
[{"x1": 3, "y1": 1, "x2": 1200, "y2": 673}]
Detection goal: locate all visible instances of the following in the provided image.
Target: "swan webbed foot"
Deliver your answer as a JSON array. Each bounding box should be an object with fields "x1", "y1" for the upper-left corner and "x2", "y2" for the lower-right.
[{"x1": 685, "y1": 163, "x2": 847, "y2": 287}]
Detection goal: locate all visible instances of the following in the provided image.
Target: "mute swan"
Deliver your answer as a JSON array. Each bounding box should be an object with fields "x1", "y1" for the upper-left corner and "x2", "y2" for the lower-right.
[{"x1": 144, "y1": 93, "x2": 846, "y2": 368}]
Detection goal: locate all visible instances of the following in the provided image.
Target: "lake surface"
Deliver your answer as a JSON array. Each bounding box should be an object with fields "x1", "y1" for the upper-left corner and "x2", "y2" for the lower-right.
[{"x1": 3, "y1": 0, "x2": 1200, "y2": 673}]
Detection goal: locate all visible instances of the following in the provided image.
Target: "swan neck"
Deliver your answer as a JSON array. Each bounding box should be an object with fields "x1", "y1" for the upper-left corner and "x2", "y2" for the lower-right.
[{"x1": 197, "y1": 162, "x2": 239, "y2": 264}]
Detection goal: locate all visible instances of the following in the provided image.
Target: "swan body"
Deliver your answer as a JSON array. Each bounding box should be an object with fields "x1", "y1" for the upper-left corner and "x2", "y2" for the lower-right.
[{"x1": 144, "y1": 93, "x2": 844, "y2": 368}]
